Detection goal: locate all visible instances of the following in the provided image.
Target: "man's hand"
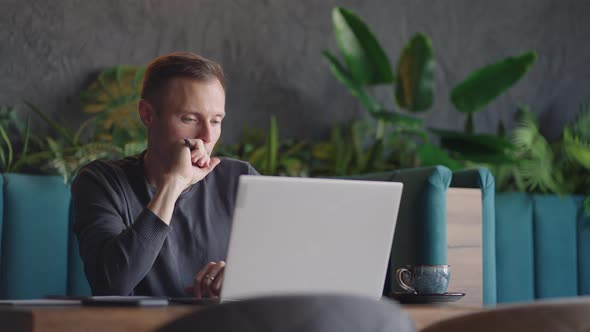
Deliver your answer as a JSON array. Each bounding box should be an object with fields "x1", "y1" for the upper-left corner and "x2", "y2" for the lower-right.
[
  {"x1": 145, "y1": 139, "x2": 221, "y2": 225},
  {"x1": 166, "y1": 138, "x2": 221, "y2": 190},
  {"x1": 187, "y1": 261, "x2": 226, "y2": 298}
]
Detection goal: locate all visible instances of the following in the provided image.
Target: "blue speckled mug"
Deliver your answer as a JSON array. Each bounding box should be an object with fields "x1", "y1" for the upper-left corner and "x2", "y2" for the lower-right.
[{"x1": 395, "y1": 265, "x2": 451, "y2": 294}]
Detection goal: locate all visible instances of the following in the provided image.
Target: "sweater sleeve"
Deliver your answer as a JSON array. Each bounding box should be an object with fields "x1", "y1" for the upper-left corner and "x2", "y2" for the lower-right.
[{"x1": 72, "y1": 164, "x2": 171, "y2": 296}]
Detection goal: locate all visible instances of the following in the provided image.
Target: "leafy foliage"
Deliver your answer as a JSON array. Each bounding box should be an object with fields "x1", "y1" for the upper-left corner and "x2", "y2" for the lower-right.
[
  {"x1": 395, "y1": 33, "x2": 435, "y2": 112},
  {"x1": 216, "y1": 117, "x2": 311, "y2": 177},
  {"x1": 485, "y1": 105, "x2": 590, "y2": 216},
  {"x1": 0, "y1": 66, "x2": 147, "y2": 183},
  {"x1": 323, "y1": 6, "x2": 536, "y2": 172},
  {"x1": 510, "y1": 107, "x2": 563, "y2": 193},
  {"x1": 80, "y1": 66, "x2": 147, "y2": 155},
  {"x1": 451, "y1": 52, "x2": 537, "y2": 115},
  {"x1": 331, "y1": 7, "x2": 394, "y2": 85},
  {"x1": 0, "y1": 106, "x2": 32, "y2": 173},
  {"x1": 18, "y1": 103, "x2": 122, "y2": 184}
]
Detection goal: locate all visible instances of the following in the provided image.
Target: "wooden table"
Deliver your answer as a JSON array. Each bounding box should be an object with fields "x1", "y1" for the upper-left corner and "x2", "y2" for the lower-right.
[{"x1": 0, "y1": 303, "x2": 479, "y2": 332}]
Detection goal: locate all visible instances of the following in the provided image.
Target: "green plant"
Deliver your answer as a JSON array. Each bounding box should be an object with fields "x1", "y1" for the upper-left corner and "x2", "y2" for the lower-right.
[
  {"x1": 80, "y1": 66, "x2": 147, "y2": 155},
  {"x1": 216, "y1": 116, "x2": 311, "y2": 177},
  {"x1": 562, "y1": 102, "x2": 590, "y2": 215},
  {"x1": 491, "y1": 103, "x2": 590, "y2": 216},
  {"x1": 0, "y1": 106, "x2": 32, "y2": 173},
  {"x1": 322, "y1": 6, "x2": 536, "y2": 172},
  {"x1": 310, "y1": 118, "x2": 422, "y2": 176},
  {"x1": 16, "y1": 102, "x2": 122, "y2": 184},
  {"x1": 0, "y1": 66, "x2": 148, "y2": 182},
  {"x1": 322, "y1": 8, "x2": 427, "y2": 141}
]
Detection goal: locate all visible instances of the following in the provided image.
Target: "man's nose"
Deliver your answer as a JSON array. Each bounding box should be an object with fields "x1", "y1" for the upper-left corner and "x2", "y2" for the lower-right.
[{"x1": 197, "y1": 123, "x2": 213, "y2": 143}]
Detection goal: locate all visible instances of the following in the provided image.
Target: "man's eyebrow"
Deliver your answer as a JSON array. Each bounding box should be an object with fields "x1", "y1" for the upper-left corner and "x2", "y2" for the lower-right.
[{"x1": 181, "y1": 110, "x2": 225, "y2": 117}]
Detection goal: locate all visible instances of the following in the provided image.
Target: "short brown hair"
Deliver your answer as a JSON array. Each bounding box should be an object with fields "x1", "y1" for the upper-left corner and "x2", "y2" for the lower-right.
[{"x1": 141, "y1": 52, "x2": 225, "y2": 107}]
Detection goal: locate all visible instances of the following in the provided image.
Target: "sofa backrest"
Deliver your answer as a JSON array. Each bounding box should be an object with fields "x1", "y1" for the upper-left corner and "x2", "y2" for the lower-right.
[
  {"x1": 0, "y1": 167, "x2": 457, "y2": 299},
  {"x1": 451, "y1": 168, "x2": 497, "y2": 306},
  {"x1": 0, "y1": 174, "x2": 90, "y2": 299},
  {"x1": 494, "y1": 193, "x2": 590, "y2": 304},
  {"x1": 347, "y1": 166, "x2": 452, "y2": 295}
]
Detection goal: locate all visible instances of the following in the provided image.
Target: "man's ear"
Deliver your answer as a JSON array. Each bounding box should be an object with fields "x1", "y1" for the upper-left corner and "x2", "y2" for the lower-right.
[{"x1": 138, "y1": 99, "x2": 155, "y2": 128}]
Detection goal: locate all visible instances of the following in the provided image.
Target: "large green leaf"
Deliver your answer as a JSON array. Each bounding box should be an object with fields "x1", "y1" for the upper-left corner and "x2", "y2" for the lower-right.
[
  {"x1": 80, "y1": 66, "x2": 145, "y2": 138},
  {"x1": 451, "y1": 52, "x2": 537, "y2": 113},
  {"x1": 332, "y1": 7, "x2": 394, "y2": 85},
  {"x1": 322, "y1": 51, "x2": 382, "y2": 113},
  {"x1": 417, "y1": 144, "x2": 462, "y2": 170},
  {"x1": 395, "y1": 33, "x2": 435, "y2": 112},
  {"x1": 431, "y1": 128, "x2": 515, "y2": 164}
]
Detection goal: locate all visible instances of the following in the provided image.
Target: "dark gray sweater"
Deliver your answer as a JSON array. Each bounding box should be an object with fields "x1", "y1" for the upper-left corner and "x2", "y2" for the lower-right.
[{"x1": 72, "y1": 153, "x2": 258, "y2": 296}]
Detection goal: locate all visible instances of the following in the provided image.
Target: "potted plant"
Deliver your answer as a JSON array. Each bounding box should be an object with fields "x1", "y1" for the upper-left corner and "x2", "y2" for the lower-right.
[{"x1": 321, "y1": 6, "x2": 537, "y2": 173}]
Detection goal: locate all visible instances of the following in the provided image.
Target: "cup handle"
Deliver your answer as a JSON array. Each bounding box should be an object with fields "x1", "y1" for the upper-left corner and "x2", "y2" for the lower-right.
[{"x1": 395, "y1": 267, "x2": 417, "y2": 294}]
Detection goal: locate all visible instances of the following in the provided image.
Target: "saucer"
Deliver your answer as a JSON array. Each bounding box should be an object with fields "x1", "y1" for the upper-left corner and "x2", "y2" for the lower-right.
[{"x1": 389, "y1": 292, "x2": 465, "y2": 304}]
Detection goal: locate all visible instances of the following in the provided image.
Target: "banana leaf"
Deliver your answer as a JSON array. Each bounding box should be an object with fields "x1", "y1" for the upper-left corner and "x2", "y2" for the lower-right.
[
  {"x1": 417, "y1": 144, "x2": 462, "y2": 170},
  {"x1": 431, "y1": 128, "x2": 515, "y2": 164},
  {"x1": 331, "y1": 7, "x2": 394, "y2": 85},
  {"x1": 395, "y1": 33, "x2": 435, "y2": 112},
  {"x1": 451, "y1": 52, "x2": 536, "y2": 114},
  {"x1": 322, "y1": 51, "x2": 382, "y2": 113}
]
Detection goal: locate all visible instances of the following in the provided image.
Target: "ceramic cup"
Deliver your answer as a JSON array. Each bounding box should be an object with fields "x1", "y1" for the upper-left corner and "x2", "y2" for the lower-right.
[{"x1": 395, "y1": 264, "x2": 451, "y2": 294}]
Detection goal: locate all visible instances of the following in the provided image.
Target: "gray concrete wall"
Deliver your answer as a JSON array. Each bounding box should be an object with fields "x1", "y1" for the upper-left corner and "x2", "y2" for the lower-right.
[{"x1": 1, "y1": 0, "x2": 588, "y2": 142}]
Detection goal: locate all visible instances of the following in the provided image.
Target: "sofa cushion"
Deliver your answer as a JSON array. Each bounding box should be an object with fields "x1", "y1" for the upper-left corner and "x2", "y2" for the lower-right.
[
  {"x1": 348, "y1": 166, "x2": 452, "y2": 295},
  {"x1": 495, "y1": 193, "x2": 535, "y2": 303},
  {"x1": 0, "y1": 174, "x2": 70, "y2": 299},
  {"x1": 532, "y1": 195, "x2": 578, "y2": 299},
  {"x1": 451, "y1": 168, "x2": 497, "y2": 305},
  {"x1": 576, "y1": 196, "x2": 590, "y2": 296}
]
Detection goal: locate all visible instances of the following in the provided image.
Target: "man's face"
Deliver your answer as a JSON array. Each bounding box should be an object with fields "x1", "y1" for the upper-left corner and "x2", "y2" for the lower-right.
[{"x1": 143, "y1": 77, "x2": 225, "y2": 157}]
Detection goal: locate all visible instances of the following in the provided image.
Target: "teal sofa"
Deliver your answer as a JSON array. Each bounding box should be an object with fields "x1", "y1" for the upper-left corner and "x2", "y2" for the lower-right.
[
  {"x1": 0, "y1": 173, "x2": 91, "y2": 299},
  {"x1": 0, "y1": 167, "x2": 491, "y2": 300},
  {"x1": 451, "y1": 168, "x2": 497, "y2": 305},
  {"x1": 493, "y1": 193, "x2": 590, "y2": 303},
  {"x1": 0, "y1": 166, "x2": 496, "y2": 303},
  {"x1": 449, "y1": 173, "x2": 590, "y2": 305}
]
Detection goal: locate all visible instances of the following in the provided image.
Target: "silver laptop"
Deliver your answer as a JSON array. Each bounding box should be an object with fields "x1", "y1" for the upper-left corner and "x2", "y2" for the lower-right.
[{"x1": 220, "y1": 176, "x2": 403, "y2": 301}]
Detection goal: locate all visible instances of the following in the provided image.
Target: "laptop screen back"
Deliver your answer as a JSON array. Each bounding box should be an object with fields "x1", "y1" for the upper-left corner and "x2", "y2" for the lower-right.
[{"x1": 221, "y1": 176, "x2": 403, "y2": 301}]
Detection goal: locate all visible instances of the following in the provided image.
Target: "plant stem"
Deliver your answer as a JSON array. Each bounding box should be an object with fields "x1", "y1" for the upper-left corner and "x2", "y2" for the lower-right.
[
  {"x1": 465, "y1": 113, "x2": 474, "y2": 134},
  {"x1": 376, "y1": 119, "x2": 385, "y2": 140}
]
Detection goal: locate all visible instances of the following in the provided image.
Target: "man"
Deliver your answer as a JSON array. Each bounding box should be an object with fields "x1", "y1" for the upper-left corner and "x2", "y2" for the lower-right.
[{"x1": 72, "y1": 52, "x2": 258, "y2": 298}]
